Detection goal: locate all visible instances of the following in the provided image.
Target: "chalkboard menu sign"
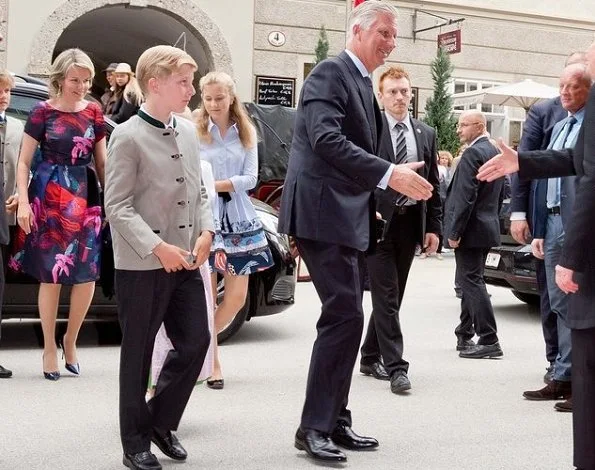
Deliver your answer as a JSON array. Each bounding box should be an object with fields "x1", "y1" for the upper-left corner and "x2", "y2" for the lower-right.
[{"x1": 255, "y1": 76, "x2": 295, "y2": 108}]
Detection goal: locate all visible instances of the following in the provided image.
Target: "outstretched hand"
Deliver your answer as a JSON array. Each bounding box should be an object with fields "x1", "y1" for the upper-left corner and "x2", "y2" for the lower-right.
[
  {"x1": 388, "y1": 161, "x2": 433, "y2": 200},
  {"x1": 477, "y1": 139, "x2": 519, "y2": 182}
]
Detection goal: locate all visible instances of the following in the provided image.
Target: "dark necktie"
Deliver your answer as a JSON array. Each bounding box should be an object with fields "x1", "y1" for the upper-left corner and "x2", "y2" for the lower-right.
[
  {"x1": 559, "y1": 115, "x2": 577, "y2": 148},
  {"x1": 394, "y1": 122, "x2": 408, "y2": 164},
  {"x1": 0, "y1": 115, "x2": 5, "y2": 126},
  {"x1": 363, "y1": 76, "x2": 378, "y2": 149}
]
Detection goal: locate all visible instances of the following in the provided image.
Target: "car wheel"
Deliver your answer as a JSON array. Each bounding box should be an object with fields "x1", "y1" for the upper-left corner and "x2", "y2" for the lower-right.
[
  {"x1": 216, "y1": 282, "x2": 250, "y2": 345},
  {"x1": 512, "y1": 290, "x2": 540, "y2": 306}
]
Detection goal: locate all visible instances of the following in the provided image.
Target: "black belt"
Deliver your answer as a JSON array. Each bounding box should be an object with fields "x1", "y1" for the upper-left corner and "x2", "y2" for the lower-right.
[{"x1": 547, "y1": 206, "x2": 561, "y2": 215}]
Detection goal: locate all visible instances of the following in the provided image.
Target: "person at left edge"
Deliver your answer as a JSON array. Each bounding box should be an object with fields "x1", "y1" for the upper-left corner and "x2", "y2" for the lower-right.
[
  {"x1": 105, "y1": 45, "x2": 214, "y2": 470},
  {"x1": 278, "y1": 0, "x2": 433, "y2": 463},
  {"x1": 0, "y1": 70, "x2": 24, "y2": 379},
  {"x1": 359, "y1": 65, "x2": 442, "y2": 395}
]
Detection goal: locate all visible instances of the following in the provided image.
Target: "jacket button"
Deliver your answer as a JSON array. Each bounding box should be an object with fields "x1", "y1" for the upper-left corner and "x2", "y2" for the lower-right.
[
  {"x1": 176, "y1": 177, "x2": 185, "y2": 183},
  {"x1": 177, "y1": 201, "x2": 186, "y2": 207},
  {"x1": 171, "y1": 154, "x2": 180, "y2": 159}
]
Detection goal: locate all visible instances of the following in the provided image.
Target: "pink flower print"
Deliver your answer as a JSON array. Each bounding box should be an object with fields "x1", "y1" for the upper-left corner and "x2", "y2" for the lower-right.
[
  {"x1": 30, "y1": 197, "x2": 42, "y2": 232},
  {"x1": 52, "y1": 253, "x2": 75, "y2": 283},
  {"x1": 8, "y1": 253, "x2": 22, "y2": 272},
  {"x1": 84, "y1": 206, "x2": 102, "y2": 237},
  {"x1": 71, "y1": 136, "x2": 93, "y2": 164}
]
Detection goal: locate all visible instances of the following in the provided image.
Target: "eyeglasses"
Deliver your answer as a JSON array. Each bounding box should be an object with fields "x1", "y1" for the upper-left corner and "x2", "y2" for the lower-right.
[{"x1": 457, "y1": 122, "x2": 482, "y2": 128}]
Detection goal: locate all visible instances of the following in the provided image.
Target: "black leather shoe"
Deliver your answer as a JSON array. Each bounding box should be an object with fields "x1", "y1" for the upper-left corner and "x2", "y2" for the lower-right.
[
  {"x1": 360, "y1": 362, "x2": 389, "y2": 381},
  {"x1": 295, "y1": 428, "x2": 347, "y2": 461},
  {"x1": 0, "y1": 364, "x2": 12, "y2": 378},
  {"x1": 331, "y1": 422, "x2": 378, "y2": 450},
  {"x1": 151, "y1": 429, "x2": 187, "y2": 461},
  {"x1": 456, "y1": 339, "x2": 475, "y2": 351},
  {"x1": 123, "y1": 451, "x2": 162, "y2": 470},
  {"x1": 390, "y1": 371, "x2": 411, "y2": 394},
  {"x1": 459, "y1": 342, "x2": 503, "y2": 359}
]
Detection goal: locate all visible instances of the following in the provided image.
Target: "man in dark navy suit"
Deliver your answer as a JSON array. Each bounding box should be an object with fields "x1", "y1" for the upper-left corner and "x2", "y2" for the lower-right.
[
  {"x1": 444, "y1": 111, "x2": 504, "y2": 359},
  {"x1": 359, "y1": 66, "x2": 442, "y2": 395},
  {"x1": 510, "y1": 51, "x2": 586, "y2": 384},
  {"x1": 477, "y1": 40, "x2": 595, "y2": 470},
  {"x1": 278, "y1": 0, "x2": 433, "y2": 463}
]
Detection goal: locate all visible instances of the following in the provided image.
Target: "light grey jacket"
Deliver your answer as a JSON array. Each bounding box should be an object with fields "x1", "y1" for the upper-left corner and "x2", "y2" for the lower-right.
[
  {"x1": 105, "y1": 111, "x2": 215, "y2": 271},
  {"x1": 2, "y1": 116, "x2": 24, "y2": 225}
]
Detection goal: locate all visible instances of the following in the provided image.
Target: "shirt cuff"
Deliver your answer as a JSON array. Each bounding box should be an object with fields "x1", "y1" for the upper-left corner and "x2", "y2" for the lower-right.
[
  {"x1": 510, "y1": 212, "x2": 527, "y2": 221},
  {"x1": 377, "y1": 164, "x2": 395, "y2": 190}
]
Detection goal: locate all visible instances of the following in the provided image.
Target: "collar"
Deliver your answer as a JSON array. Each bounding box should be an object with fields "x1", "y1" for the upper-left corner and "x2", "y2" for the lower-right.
[
  {"x1": 138, "y1": 105, "x2": 176, "y2": 129},
  {"x1": 385, "y1": 111, "x2": 411, "y2": 130},
  {"x1": 469, "y1": 133, "x2": 489, "y2": 147},
  {"x1": 207, "y1": 117, "x2": 238, "y2": 134},
  {"x1": 0, "y1": 112, "x2": 6, "y2": 121},
  {"x1": 568, "y1": 107, "x2": 585, "y2": 124},
  {"x1": 344, "y1": 49, "x2": 370, "y2": 78}
]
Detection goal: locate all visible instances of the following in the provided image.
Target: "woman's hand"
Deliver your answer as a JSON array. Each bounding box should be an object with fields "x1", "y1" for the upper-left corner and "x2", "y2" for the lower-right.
[{"x1": 17, "y1": 202, "x2": 34, "y2": 234}]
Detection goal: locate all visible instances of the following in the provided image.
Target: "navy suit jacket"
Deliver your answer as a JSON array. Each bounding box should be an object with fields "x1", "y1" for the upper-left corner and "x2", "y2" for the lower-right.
[
  {"x1": 374, "y1": 113, "x2": 441, "y2": 244},
  {"x1": 278, "y1": 51, "x2": 391, "y2": 252},
  {"x1": 531, "y1": 117, "x2": 579, "y2": 238},
  {"x1": 518, "y1": 84, "x2": 595, "y2": 329},
  {"x1": 444, "y1": 137, "x2": 503, "y2": 248},
  {"x1": 511, "y1": 97, "x2": 566, "y2": 232}
]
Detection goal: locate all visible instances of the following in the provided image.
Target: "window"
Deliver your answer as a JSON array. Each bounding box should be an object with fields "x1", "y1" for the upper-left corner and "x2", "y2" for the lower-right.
[{"x1": 452, "y1": 79, "x2": 505, "y2": 115}]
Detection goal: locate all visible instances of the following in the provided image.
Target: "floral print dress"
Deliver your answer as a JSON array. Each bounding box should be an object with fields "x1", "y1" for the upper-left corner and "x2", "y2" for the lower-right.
[{"x1": 10, "y1": 101, "x2": 105, "y2": 284}]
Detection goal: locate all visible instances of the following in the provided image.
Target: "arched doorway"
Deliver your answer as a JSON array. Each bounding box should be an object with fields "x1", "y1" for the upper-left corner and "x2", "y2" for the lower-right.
[{"x1": 28, "y1": 0, "x2": 233, "y2": 106}]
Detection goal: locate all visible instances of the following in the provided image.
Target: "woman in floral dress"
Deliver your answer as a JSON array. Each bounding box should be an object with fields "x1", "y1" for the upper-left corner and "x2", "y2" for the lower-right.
[
  {"x1": 195, "y1": 71, "x2": 274, "y2": 389},
  {"x1": 11, "y1": 48, "x2": 106, "y2": 380}
]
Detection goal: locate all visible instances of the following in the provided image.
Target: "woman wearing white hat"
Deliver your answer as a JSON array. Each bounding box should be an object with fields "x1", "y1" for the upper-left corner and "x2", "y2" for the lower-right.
[{"x1": 107, "y1": 62, "x2": 143, "y2": 124}]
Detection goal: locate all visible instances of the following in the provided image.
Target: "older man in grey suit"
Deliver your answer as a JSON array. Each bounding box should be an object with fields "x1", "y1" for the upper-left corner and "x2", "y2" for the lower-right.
[{"x1": 0, "y1": 70, "x2": 24, "y2": 379}]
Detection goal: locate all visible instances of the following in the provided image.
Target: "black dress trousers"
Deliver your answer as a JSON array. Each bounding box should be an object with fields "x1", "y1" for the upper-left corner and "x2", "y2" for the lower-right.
[
  {"x1": 116, "y1": 268, "x2": 210, "y2": 455},
  {"x1": 296, "y1": 237, "x2": 367, "y2": 433},
  {"x1": 454, "y1": 247, "x2": 498, "y2": 345},
  {"x1": 361, "y1": 208, "x2": 419, "y2": 377}
]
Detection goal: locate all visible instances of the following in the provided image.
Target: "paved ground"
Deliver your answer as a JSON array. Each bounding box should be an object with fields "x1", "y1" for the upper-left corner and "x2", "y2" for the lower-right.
[{"x1": 0, "y1": 254, "x2": 573, "y2": 470}]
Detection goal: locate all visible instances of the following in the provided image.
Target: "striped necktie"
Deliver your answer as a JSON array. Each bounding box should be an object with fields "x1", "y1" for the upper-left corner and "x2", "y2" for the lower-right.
[{"x1": 394, "y1": 122, "x2": 408, "y2": 164}]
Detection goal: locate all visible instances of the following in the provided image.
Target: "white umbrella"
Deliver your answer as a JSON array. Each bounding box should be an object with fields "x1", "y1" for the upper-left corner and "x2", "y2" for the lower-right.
[{"x1": 451, "y1": 79, "x2": 559, "y2": 110}]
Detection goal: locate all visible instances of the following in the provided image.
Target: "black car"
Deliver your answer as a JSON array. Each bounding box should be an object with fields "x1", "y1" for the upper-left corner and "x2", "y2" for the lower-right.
[
  {"x1": 483, "y1": 198, "x2": 540, "y2": 306},
  {"x1": 2, "y1": 81, "x2": 297, "y2": 343}
]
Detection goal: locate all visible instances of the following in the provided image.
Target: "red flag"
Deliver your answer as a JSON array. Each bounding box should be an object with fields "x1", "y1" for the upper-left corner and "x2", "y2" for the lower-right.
[{"x1": 353, "y1": 0, "x2": 366, "y2": 6}]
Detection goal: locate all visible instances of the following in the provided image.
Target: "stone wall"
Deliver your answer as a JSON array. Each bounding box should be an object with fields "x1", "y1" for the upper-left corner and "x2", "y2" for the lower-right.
[{"x1": 0, "y1": 0, "x2": 7, "y2": 69}]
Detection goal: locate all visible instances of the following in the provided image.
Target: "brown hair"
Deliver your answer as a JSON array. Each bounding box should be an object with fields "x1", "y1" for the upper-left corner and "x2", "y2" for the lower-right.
[
  {"x1": 195, "y1": 71, "x2": 255, "y2": 148},
  {"x1": 438, "y1": 150, "x2": 453, "y2": 166},
  {"x1": 378, "y1": 65, "x2": 411, "y2": 91}
]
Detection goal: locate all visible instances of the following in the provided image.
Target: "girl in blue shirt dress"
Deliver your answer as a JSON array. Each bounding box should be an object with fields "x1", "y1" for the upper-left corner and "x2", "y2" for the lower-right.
[{"x1": 196, "y1": 71, "x2": 273, "y2": 389}]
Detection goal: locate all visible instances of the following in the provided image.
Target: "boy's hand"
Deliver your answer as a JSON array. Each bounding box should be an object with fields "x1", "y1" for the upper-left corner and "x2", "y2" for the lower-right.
[
  {"x1": 189, "y1": 231, "x2": 213, "y2": 270},
  {"x1": 5, "y1": 195, "x2": 18, "y2": 214},
  {"x1": 153, "y1": 242, "x2": 192, "y2": 273}
]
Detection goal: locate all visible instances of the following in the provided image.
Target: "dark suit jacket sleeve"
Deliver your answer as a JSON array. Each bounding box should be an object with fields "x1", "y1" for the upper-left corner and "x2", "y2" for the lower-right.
[
  {"x1": 447, "y1": 147, "x2": 482, "y2": 240},
  {"x1": 518, "y1": 149, "x2": 575, "y2": 180},
  {"x1": 425, "y1": 130, "x2": 442, "y2": 235},
  {"x1": 511, "y1": 104, "x2": 544, "y2": 213},
  {"x1": 300, "y1": 60, "x2": 390, "y2": 190}
]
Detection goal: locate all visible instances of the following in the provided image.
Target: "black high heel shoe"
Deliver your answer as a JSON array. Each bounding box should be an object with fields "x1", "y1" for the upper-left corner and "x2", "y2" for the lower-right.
[
  {"x1": 60, "y1": 336, "x2": 80, "y2": 376},
  {"x1": 42, "y1": 352, "x2": 60, "y2": 381}
]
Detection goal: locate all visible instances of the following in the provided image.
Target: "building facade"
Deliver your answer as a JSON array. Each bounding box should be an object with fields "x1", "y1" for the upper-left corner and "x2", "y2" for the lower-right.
[{"x1": 1, "y1": 0, "x2": 593, "y2": 143}]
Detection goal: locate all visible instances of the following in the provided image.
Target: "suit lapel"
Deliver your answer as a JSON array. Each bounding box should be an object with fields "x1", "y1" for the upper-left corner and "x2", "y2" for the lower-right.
[
  {"x1": 338, "y1": 51, "x2": 377, "y2": 151},
  {"x1": 381, "y1": 113, "x2": 396, "y2": 163},
  {"x1": 411, "y1": 118, "x2": 426, "y2": 176}
]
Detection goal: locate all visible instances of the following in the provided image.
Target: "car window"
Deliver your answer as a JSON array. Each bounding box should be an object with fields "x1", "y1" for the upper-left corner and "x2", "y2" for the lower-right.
[{"x1": 6, "y1": 93, "x2": 42, "y2": 122}]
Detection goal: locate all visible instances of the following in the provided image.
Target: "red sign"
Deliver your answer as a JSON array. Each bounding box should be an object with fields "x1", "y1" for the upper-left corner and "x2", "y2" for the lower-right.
[
  {"x1": 353, "y1": 0, "x2": 367, "y2": 6},
  {"x1": 437, "y1": 30, "x2": 461, "y2": 54}
]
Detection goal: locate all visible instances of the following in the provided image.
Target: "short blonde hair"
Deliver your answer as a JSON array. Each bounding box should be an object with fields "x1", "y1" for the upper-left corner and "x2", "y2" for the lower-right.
[
  {"x1": 49, "y1": 48, "x2": 95, "y2": 97},
  {"x1": 136, "y1": 45, "x2": 197, "y2": 95},
  {"x1": 0, "y1": 70, "x2": 15, "y2": 89}
]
